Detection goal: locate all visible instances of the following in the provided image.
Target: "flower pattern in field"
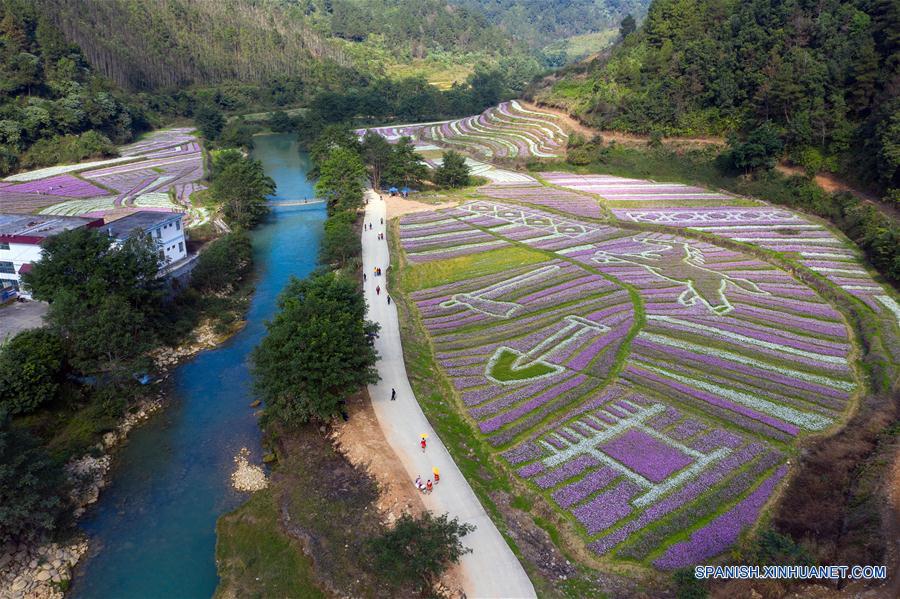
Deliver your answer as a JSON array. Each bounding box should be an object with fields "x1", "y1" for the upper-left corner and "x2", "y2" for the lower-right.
[
  {"x1": 399, "y1": 197, "x2": 862, "y2": 568},
  {"x1": 3, "y1": 128, "x2": 203, "y2": 227}
]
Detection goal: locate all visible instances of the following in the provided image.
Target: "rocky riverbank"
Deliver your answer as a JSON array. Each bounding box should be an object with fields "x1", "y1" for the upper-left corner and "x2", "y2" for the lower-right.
[{"x1": 0, "y1": 319, "x2": 236, "y2": 599}]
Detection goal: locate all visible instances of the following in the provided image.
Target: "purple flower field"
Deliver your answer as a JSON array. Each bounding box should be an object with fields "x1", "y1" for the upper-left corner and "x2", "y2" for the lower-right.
[
  {"x1": 397, "y1": 190, "x2": 870, "y2": 568},
  {"x1": 2, "y1": 128, "x2": 202, "y2": 223}
]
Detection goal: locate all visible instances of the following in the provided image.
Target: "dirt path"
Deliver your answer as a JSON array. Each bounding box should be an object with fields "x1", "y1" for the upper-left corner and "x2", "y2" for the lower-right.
[
  {"x1": 330, "y1": 390, "x2": 466, "y2": 596},
  {"x1": 520, "y1": 100, "x2": 726, "y2": 147},
  {"x1": 362, "y1": 189, "x2": 536, "y2": 598},
  {"x1": 776, "y1": 164, "x2": 898, "y2": 220}
]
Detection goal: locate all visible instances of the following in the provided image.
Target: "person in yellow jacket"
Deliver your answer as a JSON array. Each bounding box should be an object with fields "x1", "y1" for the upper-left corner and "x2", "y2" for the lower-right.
[{"x1": 432, "y1": 466, "x2": 440, "y2": 483}]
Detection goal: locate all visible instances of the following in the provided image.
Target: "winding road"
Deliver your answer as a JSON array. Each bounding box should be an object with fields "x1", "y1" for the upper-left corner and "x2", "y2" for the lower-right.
[{"x1": 362, "y1": 190, "x2": 536, "y2": 598}]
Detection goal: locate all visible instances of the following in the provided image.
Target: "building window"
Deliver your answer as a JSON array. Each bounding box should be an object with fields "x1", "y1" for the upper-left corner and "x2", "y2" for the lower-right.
[
  {"x1": 158, "y1": 250, "x2": 165, "y2": 261},
  {"x1": 155, "y1": 228, "x2": 162, "y2": 239},
  {"x1": 175, "y1": 220, "x2": 181, "y2": 231},
  {"x1": 0, "y1": 242, "x2": 9, "y2": 250},
  {"x1": 0, "y1": 261, "x2": 15, "y2": 274},
  {"x1": 178, "y1": 242, "x2": 184, "y2": 253},
  {"x1": 0, "y1": 277, "x2": 19, "y2": 290}
]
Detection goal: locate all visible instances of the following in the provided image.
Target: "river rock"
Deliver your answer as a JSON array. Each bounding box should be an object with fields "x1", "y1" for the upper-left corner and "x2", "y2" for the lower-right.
[{"x1": 34, "y1": 571, "x2": 51, "y2": 582}]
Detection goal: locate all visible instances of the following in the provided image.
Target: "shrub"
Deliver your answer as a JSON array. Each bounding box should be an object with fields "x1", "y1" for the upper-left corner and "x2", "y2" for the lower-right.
[
  {"x1": 0, "y1": 413, "x2": 68, "y2": 544},
  {"x1": 0, "y1": 328, "x2": 65, "y2": 415},
  {"x1": 369, "y1": 512, "x2": 475, "y2": 592},
  {"x1": 190, "y1": 232, "x2": 253, "y2": 293}
]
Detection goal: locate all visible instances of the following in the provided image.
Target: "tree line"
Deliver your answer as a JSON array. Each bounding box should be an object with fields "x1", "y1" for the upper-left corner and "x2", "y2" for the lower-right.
[{"x1": 538, "y1": 0, "x2": 899, "y2": 196}]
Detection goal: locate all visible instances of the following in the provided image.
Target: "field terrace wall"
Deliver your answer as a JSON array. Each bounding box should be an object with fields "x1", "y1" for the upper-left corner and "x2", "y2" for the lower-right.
[
  {"x1": 420, "y1": 101, "x2": 568, "y2": 161},
  {"x1": 0, "y1": 129, "x2": 208, "y2": 227},
  {"x1": 396, "y1": 197, "x2": 875, "y2": 569}
]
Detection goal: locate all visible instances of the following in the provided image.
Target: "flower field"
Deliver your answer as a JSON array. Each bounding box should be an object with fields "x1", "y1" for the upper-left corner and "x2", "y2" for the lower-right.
[
  {"x1": 421, "y1": 101, "x2": 568, "y2": 160},
  {"x1": 479, "y1": 182, "x2": 604, "y2": 219},
  {"x1": 396, "y1": 192, "x2": 881, "y2": 569},
  {"x1": 1, "y1": 128, "x2": 204, "y2": 226},
  {"x1": 540, "y1": 172, "x2": 746, "y2": 207}
]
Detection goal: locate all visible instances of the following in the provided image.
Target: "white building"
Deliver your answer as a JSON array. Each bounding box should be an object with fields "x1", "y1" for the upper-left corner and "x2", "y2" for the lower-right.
[
  {"x1": 105, "y1": 211, "x2": 187, "y2": 267},
  {"x1": 0, "y1": 214, "x2": 104, "y2": 299}
]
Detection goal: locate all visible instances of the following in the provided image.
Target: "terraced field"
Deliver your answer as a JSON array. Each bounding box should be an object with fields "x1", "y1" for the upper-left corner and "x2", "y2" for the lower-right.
[
  {"x1": 420, "y1": 101, "x2": 568, "y2": 160},
  {"x1": 395, "y1": 179, "x2": 898, "y2": 569},
  {"x1": 0, "y1": 129, "x2": 207, "y2": 226}
]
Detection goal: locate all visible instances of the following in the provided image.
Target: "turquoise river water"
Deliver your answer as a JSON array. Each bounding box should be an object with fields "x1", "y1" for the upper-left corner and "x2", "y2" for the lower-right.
[{"x1": 70, "y1": 133, "x2": 324, "y2": 598}]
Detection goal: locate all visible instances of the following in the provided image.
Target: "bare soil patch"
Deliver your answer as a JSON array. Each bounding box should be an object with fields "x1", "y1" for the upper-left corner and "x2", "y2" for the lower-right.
[{"x1": 383, "y1": 194, "x2": 459, "y2": 219}]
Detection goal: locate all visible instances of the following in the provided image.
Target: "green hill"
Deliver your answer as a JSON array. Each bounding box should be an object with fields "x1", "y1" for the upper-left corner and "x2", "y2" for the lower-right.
[
  {"x1": 453, "y1": 0, "x2": 651, "y2": 49},
  {"x1": 533, "y1": 0, "x2": 900, "y2": 192},
  {"x1": 32, "y1": 0, "x2": 544, "y2": 91}
]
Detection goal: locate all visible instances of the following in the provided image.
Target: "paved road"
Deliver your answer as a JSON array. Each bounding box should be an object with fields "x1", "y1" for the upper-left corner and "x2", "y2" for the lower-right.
[
  {"x1": 0, "y1": 299, "x2": 48, "y2": 343},
  {"x1": 362, "y1": 190, "x2": 536, "y2": 598}
]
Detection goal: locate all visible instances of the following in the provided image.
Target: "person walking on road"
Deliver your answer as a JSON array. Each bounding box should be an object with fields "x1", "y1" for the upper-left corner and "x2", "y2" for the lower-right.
[
  {"x1": 387, "y1": 295, "x2": 391, "y2": 305},
  {"x1": 420, "y1": 437, "x2": 427, "y2": 452},
  {"x1": 390, "y1": 388, "x2": 396, "y2": 401},
  {"x1": 426, "y1": 479, "x2": 433, "y2": 493},
  {"x1": 376, "y1": 285, "x2": 381, "y2": 295},
  {"x1": 363, "y1": 273, "x2": 367, "y2": 282},
  {"x1": 432, "y1": 466, "x2": 440, "y2": 483}
]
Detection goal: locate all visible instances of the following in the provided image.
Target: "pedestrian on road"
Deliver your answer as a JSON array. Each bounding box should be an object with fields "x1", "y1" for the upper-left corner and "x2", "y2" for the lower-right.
[
  {"x1": 387, "y1": 295, "x2": 391, "y2": 305},
  {"x1": 415, "y1": 476, "x2": 424, "y2": 492},
  {"x1": 420, "y1": 437, "x2": 427, "y2": 452},
  {"x1": 380, "y1": 217, "x2": 383, "y2": 224},
  {"x1": 433, "y1": 466, "x2": 440, "y2": 483},
  {"x1": 390, "y1": 388, "x2": 396, "y2": 401},
  {"x1": 364, "y1": 273, "x2": 367, "y2": 282},
  {"x1": 426, "y1": 479, "x2": 433, "y2": 493},
  {"x1": 376, "y1": 285, "x2": 381, "y2": 295}
]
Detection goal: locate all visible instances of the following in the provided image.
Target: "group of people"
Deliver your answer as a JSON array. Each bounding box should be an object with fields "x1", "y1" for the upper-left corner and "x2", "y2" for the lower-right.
[{"x1": 414, "y1": 467, "x2": 440, "y2": 494}]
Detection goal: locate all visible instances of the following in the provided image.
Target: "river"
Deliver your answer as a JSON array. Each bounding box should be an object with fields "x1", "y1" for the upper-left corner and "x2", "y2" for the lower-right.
[{"x1": 70, "y1": 133, "x2": 324, "y2": 598}]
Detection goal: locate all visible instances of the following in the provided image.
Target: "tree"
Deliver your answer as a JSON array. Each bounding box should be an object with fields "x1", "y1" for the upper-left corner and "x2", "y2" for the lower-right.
[
  {"x1": 21, "y1": 227, "x2": 162, "y2": 311},
  {"x1": 433, "y1": 150, "x2": 471, "y2": 188},
  {"x1": 309, "y1": 124, "x2": 360, "y2": 174},
  {"x1": 251, "y1": 271, "x2": 379, "y2": 425},
  {"x1": 369, "y1": 512, "x2": 475, "y2": 592},
  {"x1": 361, "y1": 131, "x2": 393, "y2": 191},
  {"x1": 319, "y1": 210, "x2": 360, "y2": 268},
  {"x1": 384, "y1": 137, "x2": 427, "y2": 189},
  {"x1": 210, "y1": 156, "x2": 275, "y2": 229},
  {"x1": 0, "y1": 412, "x2": 68, "y2": 544},
  {"x1": 48, "y1": 289, "x2": 155, "y2": 379},
  {"x1": 194, "y1": 103, "x2": 225, "y2": 141},
  {"x1": 315, "y1": 146, "x2": 367, "y2": 213},
  {"x1": 190, "y1": 232, "x2": 253, "y2": 293},
  {"x1": 0, "y1": 328, "x2": 65, "y2": 415},
  {"x1": 619, "y1": 14, "x2": 637, "y2": 39},
  {"x1": 726, "y1": 122, "x2": 784, "y2": 172},
  {"x1": 268, "y1": 110, "x2": 296, "y2": 133}
]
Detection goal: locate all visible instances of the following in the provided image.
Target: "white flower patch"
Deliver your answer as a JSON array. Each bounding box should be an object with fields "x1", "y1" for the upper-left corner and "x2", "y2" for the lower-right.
[
  {"x1": 809, "y1": 267, "x2": 869, "y2": 275},
  {"x1": 638, "y1": 332, "x2": 855, "y2": 391},
  {"x1": 646, "y1": 315, "x2": 849, "y2": 365},
  {"x1": 134, "y1": 192, "x2": 177, "y2": 208},
  {"x1": 876, "y1": 296, "x2": 900, "y2": 326},
  {"x1": 39, "y1": 197, "x2": 117, "y2": 215},
  {"x1": 634, "y1": 360, "x2": 832, "y2": 430}
]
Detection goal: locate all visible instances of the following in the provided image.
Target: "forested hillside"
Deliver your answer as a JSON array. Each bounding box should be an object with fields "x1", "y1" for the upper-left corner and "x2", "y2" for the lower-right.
[
  {"x1": 0, "y1": 0, "x2": 150, "y2": 175},
  {"x1": 453, "y1": 0, "x2": 650, "y2": 48},
  {"x1": 32, "y1": 0, "x2": 545, "y2": 92},
  {"x1": 35, "y1": 0, "x2": 360, "y2": 90},
  {"x1": 534, "y1": 0, "x2": 900, "y2": 192}
]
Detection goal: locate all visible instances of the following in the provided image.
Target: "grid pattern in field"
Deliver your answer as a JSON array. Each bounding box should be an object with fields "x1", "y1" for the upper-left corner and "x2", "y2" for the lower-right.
[{"x1": 399, "y1": 199, "x2": 860, "y2": 568}]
